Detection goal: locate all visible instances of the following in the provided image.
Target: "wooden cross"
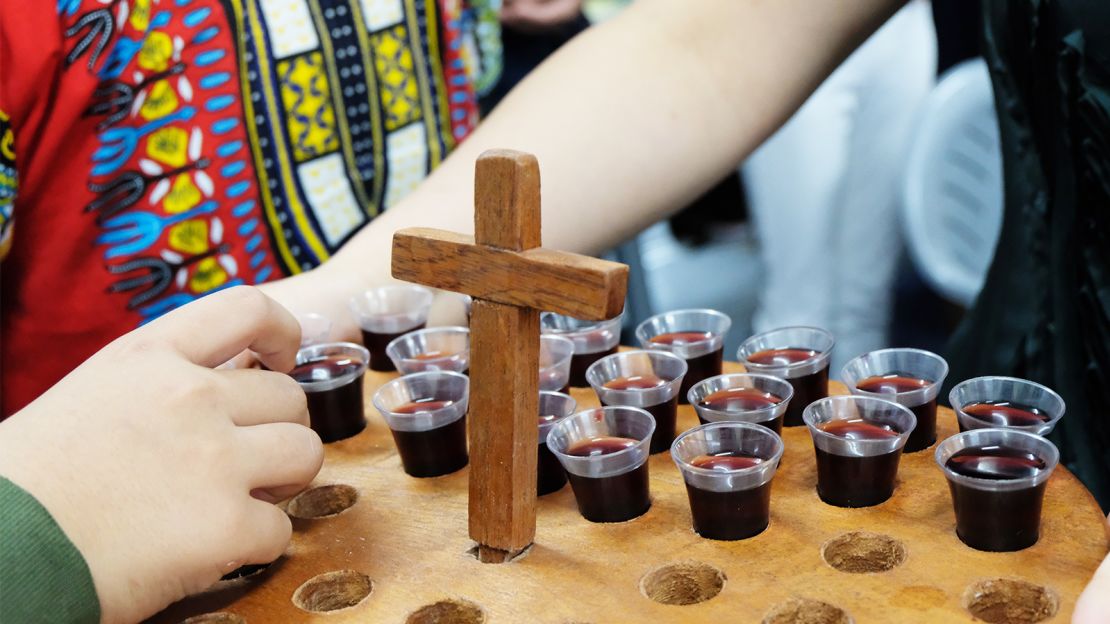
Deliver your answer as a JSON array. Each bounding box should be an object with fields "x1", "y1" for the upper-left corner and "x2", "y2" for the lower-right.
[{"x1": 391, "y1": 149, "x2": 628, "y2": 562}]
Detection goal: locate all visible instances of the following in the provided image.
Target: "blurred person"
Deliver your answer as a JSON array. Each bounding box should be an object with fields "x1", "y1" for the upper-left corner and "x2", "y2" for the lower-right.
[
  {"x1": 482, "y1": 0, "x2": 590, "y2": 112},
  {"x1": 0, "y1": 0, "x2": 502, "y2": 416},
  {"x1": 744, "y1": 0, "x2": 936, "y2": 371}
]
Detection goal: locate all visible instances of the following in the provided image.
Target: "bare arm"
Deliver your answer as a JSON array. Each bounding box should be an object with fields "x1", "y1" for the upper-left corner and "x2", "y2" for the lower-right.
[{"x1": 267, "y1": 0, "x2": 905, "y2": 331}]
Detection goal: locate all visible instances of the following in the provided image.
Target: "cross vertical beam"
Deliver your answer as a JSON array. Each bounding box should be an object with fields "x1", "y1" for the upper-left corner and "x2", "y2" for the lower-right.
[{"x1": 469, "y1": 151, "x2": 542, "y2": 561}]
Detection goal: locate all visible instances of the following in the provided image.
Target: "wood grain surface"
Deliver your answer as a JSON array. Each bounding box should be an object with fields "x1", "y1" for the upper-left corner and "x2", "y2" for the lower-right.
[
  {"x1": 153, "y1": 358, "x2": 1109, "y2": 624},
  {"x1": 467, "y1": 299, "x2": 540, "y2": 558},
  {"x1": 391, "y1": 228, "x2": 628, "y2": 322}
]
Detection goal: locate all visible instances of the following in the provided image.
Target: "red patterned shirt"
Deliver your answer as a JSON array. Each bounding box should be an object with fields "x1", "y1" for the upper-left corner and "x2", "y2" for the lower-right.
[{"x1": 0, "y1": 0, "x2": 500, "y2": 415}]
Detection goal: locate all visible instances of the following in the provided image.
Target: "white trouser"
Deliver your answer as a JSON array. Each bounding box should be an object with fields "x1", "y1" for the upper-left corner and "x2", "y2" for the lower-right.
[{"x1": 745, "y1": 0, "x2": 937, "y2": 374}]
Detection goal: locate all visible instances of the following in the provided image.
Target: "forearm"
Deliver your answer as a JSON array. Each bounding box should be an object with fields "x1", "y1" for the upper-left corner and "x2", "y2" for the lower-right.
[{"x1": 325, "y1": 0, "x2": 904, "y2": 285}]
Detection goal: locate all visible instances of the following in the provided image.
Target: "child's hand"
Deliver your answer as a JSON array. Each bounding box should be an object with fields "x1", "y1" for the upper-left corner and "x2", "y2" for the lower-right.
[{"x1": 0, "y1": 287, "x2": 324, "y2": 623}]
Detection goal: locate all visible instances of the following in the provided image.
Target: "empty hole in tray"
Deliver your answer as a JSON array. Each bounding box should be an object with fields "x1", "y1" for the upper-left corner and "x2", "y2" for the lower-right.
[
  {"x1": 821, "y1": 531, "x2": 907, "y2": 573},
  {"x1": 182, "y1": 613, "x2": 246, "y2": 624},
  {"x1": 762, "y1": 598, "x2": 853, "y2": 624},
  {"x1": 405, "y1": 599, "x2": 486, "y2": 624},
  {"x1": 286, "y1": 484, "x2": 359, "y2": 519},
  {"x1": 963, "y1": 578, "x2": 1058, "y2": 624},
  {"x1": 640, "y1": 561, "x2": 726, "y2": 606},
  {"x1": 292, "y1": 570, "x2": 374, "y2": 613}
]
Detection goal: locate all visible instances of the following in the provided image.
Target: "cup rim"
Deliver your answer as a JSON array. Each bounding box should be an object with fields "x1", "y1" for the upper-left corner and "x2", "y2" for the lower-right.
[
  {"x1": 293, "y1": 342, "x2": 370, "y2": 392},
  {"x1": 538, "y1": 390, "x2": 577, "y2": 435},
  {"x1": 687, "y1": 373, "x2": 795, "y2": 422},
  {"x1": 948, "y1": 375, "x2": 1066, "y2": 434},
  {"x1": 802, "y1": 395, "x2": 916, "y2": 451},
  {"x1": 371, "y1": 370, "x2": 470, "y2": 419},
  {"x1": 545, "y1": 405, "x2": 656, "y2": 465},
  {"x1": 540, "y1": 334, "x2": 576, "y2": 371},
  {"x1": 635, "y1": 308, "x2": 732, "y2": 348},
  {"x1": 670, "y1": 421, "x2": 785, "y2": 478},
  {"x1": 840, "y1": 348, "x2": 949, "y2": 405},
  {"x1": 385, "y1": 325, "x2": 470, "y2": 358},
  {"x1": 540, "y1": 312, "x2": 624, "y2": 353},
  {"x1": 584, "y1": 349, "x2": 689, "y2": 406},
  {"x1": 934, "y1": 427, "x2": 1060, "y2": 490},
  {"x1": 347, "y1": 285, "x2": 433, "y2": 325},
  {"x1": 736, "y1": 326, "x2": 835, "y2": 377}
]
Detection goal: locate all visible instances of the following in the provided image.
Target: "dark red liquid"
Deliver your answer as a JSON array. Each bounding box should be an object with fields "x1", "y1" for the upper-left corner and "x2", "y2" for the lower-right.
[
  {"x1": 690, "y1": 452, "x2": 764, "y2": 471},
  {"x1": 389, "y1": 413, "x2": 468, "y2": 478},
  {"x1": 946, "y1": 445, "x2": 1047, "y2": 480},
  {"x1": 681, "y1": 349, "x2": 723, "y2": 405},
  {"x1": 566, "y1": 436, "x2": 637, "y2": 456},
  {"x1": 289, "y1": 355, "x2": 366, "y2": 443},
  {"x1": 814, "y1": 447, "x2": 901, "y2": 507},
  {"x1": 945, "y1": 445, "x2": 1049, "y2": 551},
  {"x1": 900, "y1": 400, "x2": 936, "y2": 452},
  {"x1": 568, "y1": 345, "x2": 618, "y2": 387},
  {"x1": 649, "y1": 331, "x2": 714, "y2": 346},
  {"x1": 537, "y1": 412, "x2": 569, "y2": 494},
  {"x1": 685, "y1": 480, "x2": 772, "y2": 541},
  {"x1": 566, "y1": 463, "x2": 650, "y2": 522},
  {"x1": 856, "y1": 373, "x2": 931, "y2": 393},
  {"x1": 410, "y1": 350, "x2": 453, "y2": 360},
  {"x1": 697, "y1": 413, "x2": 784, "y2": 435},
  {"x1": 960, "y1": 401, "x2": 1051, "y2": 429},
  {"x1": 603, "y1": 374, "x2": 667, "y2": 390},
  {"x1": 650, "y1": 331, "x2": 721, "y2": 405},
  {"x1": 537, "y1": 442, "x2": 567, "y2": 495},
  {"x1": 361, "y1": 323, "x2": 425, "y2": 372},
  {"x1": 817, "y1": 418, "x2": 900, "y2": 440},
  {"x1": 746, "y1": 348, "x2": 826, "y2": 427},
  {"x1": 785, "y1": 368, "x2": 828, "y2": 427},
  {"x1": 747, "y1": 347, "x2": 820, "y2": 366},
  {"x1": 393, "y1": 399, "x2": 455, "y2": 414},
  {"x1": 643, "y1": 399, "x2": 679, "y2": 454},
  {"x1": 696, "y1": 393, "x2": 785, "y2": 433},
  {"x1": 700, "y1": 387, "x2": 783, "y2": 412},
  {"x1": 596, "y1": 377, "x2": 677, "y2": 455},
  {"x1": 857, "y1": 373, "x2": 936, "y2": 452}
]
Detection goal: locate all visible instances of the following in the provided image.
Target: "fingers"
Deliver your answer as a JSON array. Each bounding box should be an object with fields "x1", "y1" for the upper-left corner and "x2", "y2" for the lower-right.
[
  {"x1": 138, "y1": 287, "x2": 302, "y2": 371},
  {"x1": 233, "y1": 501, "x2": 293, "y2": 565},
  {"x1": 218, "y1": 350, "x2": 260, "y2": 371},
  {"x1": 216, "y1": 369, "x2": 309, "y2": 427},
  {"x1": 235, "y1": 422, "x2": 324, "y2": 491}
]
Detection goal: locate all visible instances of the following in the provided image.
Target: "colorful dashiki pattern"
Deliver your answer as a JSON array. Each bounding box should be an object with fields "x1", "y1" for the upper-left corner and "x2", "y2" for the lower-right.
[{"x1": 3, "y1": 0, "x2": 499, "y2": 322}]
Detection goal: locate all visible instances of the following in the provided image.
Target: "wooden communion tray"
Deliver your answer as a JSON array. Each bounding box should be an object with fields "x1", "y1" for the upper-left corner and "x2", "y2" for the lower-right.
[{"x1": 155, "y1": 358, "x2": 1109, "y2": 624}]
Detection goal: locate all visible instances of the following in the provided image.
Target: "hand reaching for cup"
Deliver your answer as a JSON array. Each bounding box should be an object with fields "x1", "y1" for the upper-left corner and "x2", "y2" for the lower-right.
[{"x1": 0, "y1": 287, "x2": 324, "y2": 623}]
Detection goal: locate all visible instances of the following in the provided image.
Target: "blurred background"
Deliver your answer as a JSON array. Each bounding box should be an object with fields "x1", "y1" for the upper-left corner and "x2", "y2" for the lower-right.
[{"x1": 488, "y1": 0, "x2": 996, "y2": 376}]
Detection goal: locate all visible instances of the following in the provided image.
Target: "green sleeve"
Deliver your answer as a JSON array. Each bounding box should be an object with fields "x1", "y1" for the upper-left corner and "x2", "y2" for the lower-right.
[{"x1": 0, "y1": 476, "x2": 100, "y2": 623}]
